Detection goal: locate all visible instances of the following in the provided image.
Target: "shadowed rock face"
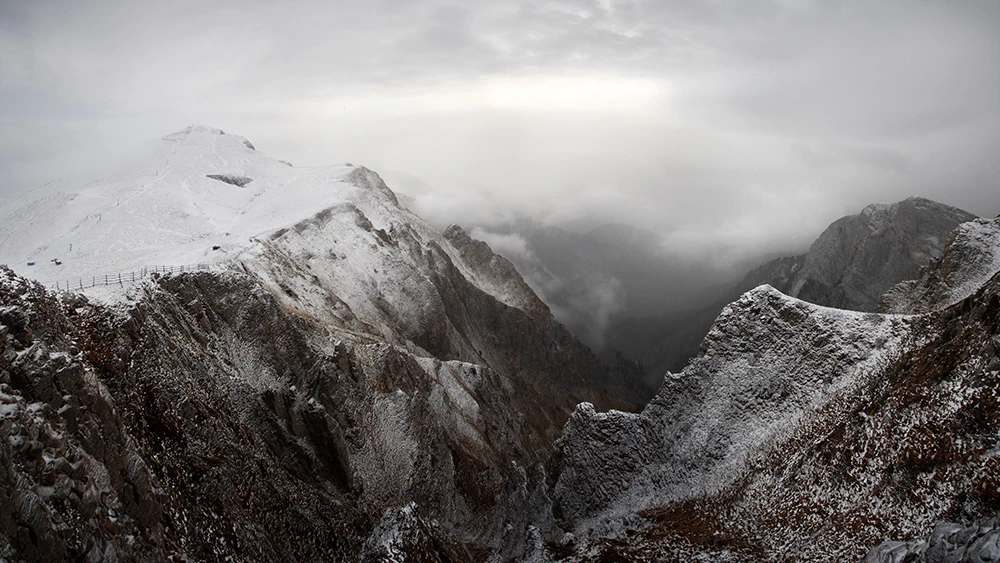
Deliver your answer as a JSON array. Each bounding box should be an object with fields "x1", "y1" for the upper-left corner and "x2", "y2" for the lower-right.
[
  {"x1": 442, "y1": 224, "x2": 552, "y2": 326},
  {"x1": 538, "y1": 218, "x2": 1000, "y2": 562},
  {"x1": 0, "y1": 263, "x2": 632, "y2": 561},
  {"x1": 205, "y1": 174, "x2": 253, "y2": 187},
  {"x1": 728, "y1": 197, "x2": 975, "y2": 312}
]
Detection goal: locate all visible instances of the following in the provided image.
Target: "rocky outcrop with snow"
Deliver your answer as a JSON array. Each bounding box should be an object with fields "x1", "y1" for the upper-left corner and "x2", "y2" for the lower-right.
[
  {"x1": 359, "y1": 503, "x2": 474, "y2": 563},
  {"x1": 881, "y1": 217, "x2": 1000, "y2": 314},
  {"x1": 0, "y1": 264, "x2": 612, "y2": 560},
  {"x1": 539, "y1": 222, "x2": 1000, "y2": 560},
  {"x1": 547, "y1": 286, "x2": 914, "y2": 533},
  {"x1": 865, "y1": 518, "x2": 1000, "y2": 563}
]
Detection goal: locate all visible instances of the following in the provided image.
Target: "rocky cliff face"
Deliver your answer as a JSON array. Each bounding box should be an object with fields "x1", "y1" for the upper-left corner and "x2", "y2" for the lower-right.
[
  {"x1": 538, "y1": 216, "x2": 1000, "y2": 561},
  {"x1": 787, "y1": 197, "x2": 976, "y2": 312},
  {"x1": 881, "y1": 217, "x2": 1000, "y2": 315},
  {"x1": 0, "y1": 263, "x2": 614, "y2": 561},
  {"x1": 730, "y1": 197, "x2": 976, "y2": 312},
  {"x1": 0, "y1": 129, "x2": 644, "y2": 562}
]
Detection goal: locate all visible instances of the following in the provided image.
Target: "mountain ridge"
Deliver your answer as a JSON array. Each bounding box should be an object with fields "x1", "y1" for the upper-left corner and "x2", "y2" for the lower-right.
[
  {"x1": 604, "y1": 196, "x2": 979, "y2": 382},
  {"x1": 533, "y1": 214, "x2": 1000, "y2": 561},
  {"x1": 0, "y1": 127, "x2": 644, "y2": 561}
]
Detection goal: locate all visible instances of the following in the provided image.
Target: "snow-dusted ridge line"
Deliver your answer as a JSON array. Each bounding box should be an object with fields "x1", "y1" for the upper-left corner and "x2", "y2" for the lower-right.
[
  {"x1": 0, "y1": 126, "x2": 539, "y2": 319},
  {"x1": 550, "y1": 280, "x2": 916, "y2": 526},
  {"x1": 881, "y1": 216, "x2": 1000, "y2": 314},
  {"x1": 540, "y1": 216, "x2": 1000, "y2": 560}
]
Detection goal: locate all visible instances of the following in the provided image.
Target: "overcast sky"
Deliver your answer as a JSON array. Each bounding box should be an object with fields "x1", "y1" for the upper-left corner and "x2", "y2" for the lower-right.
[{"x1": 1, "y1": 0, "x2": 997, "y2": 265}]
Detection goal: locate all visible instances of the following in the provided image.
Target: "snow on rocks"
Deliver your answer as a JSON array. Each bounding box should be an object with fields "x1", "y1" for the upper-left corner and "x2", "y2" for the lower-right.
[
  {"x1": 543, "y1": 249, "x2": 1000, "y2": 561},
  {"x1": 881, "y1": 217, "x2": 1000, "y2": 314},
  {"x1": 865, "y1": 518, "x2": 1000, "y2": 563},
  {"x1": 359, "y1": 502, "x2": 472, "y2": 563},
  {"x1": 0, "y1": 126, "x2": 541, "y2": 328},
  {"x1": 549, "y1": 284, "x2": 915, "y2": 534}
]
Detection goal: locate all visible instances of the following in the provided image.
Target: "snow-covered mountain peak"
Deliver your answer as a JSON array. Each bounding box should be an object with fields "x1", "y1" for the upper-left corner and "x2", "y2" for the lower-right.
[
  {"x1": 162, "y1": 125, "x2": 256, "y2": 149},
  {"x1": 163, "y1": 124, "x2": 225, "y2": 138},
  {"x1": 0, "y1": 128, "x2": 581, "y2": 380},
  {"x1": 0, "y1": 128, "x2": 364, "y2": 290},
  {"x1": 0, "y1": 127, "x2": 647, "y2": 562}
]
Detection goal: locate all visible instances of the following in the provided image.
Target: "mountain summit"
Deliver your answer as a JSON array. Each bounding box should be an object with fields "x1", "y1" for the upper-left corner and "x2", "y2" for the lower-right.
[{"x1": 0, "y1": 126, "x2": 360, "y2": 290}]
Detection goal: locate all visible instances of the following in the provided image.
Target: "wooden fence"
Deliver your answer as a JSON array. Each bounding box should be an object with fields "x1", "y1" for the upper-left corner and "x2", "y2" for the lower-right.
[{"x1": 50, "y1": 263, "x2": 214, "y2": 292}]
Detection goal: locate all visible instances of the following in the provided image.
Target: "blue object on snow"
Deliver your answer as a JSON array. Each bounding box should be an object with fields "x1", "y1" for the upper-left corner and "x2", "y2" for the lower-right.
[{"x1": 26, "y1": 262, "x2": 35, "y2": 266}]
